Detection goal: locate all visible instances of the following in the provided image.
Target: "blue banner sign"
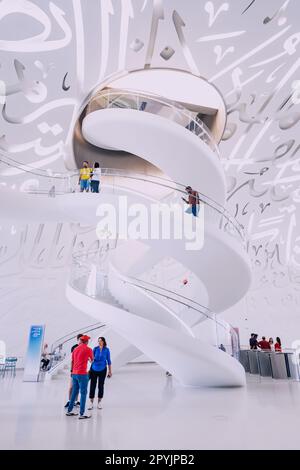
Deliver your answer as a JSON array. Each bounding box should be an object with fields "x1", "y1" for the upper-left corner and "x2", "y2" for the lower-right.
[{"x1": 23, "y1": 325, "x2": 45, "y2": 382}]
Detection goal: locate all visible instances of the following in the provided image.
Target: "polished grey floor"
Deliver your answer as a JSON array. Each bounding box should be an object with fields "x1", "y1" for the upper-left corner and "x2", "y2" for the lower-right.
[{"x1": 0, "y1": 363, "x2": 300, "y2": 450}]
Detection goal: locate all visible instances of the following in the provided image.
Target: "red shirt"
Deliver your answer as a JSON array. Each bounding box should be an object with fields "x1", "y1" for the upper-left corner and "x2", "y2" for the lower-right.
[
  {"x1": 275, "y1": 343, "x2": 282, "y2": 352},
  {"x1": 72, "y1": 343, "x2": 93, "y2": 375},
  {"x1": 258, "y1": 340, "x2": 271, "y2": 350},
  {"x1": 188, "y1": 191, "x2": 200, "y2": 205}
]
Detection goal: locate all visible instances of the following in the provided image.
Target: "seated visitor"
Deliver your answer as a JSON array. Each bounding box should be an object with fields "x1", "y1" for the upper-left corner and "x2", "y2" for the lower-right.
[{"x1": 41, "y1": 343, "x2": 50, "y2": 370}]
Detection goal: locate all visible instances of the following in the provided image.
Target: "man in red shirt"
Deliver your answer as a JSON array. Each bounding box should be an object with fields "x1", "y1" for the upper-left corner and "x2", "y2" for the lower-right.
[
  {"x1": 66, "y1": 335, "x2": 93, "y2": 419},
  {"x1": 182, "y1": 186, "x2": 200, "y2": 217},
  {"x1": 258, "y1": 336, "x2": 271, "y2": 350}
]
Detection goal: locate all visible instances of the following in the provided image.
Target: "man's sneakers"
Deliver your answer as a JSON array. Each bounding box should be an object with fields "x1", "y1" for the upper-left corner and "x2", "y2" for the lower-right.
[
  {"x1": 65, "y1": 400, "x2": 80, "y2": 408},
  {"x1": 87, "y1": 402, "x2": 94, "y2": 411},
  {"x1": 97, "y1": 402, "x2": 102, "y2": 410},
  {"x1": 66, "y1": 411, "x2": 91, "y2": 419}
]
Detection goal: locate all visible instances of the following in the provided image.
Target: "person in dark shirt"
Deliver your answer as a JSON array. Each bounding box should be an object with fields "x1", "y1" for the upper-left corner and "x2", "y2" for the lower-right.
[
  {"x1": 64, "y1": 333, "x2": 83, "y2": 408},
  {"x1": 258, "y1": 336, "x2": 271, "y2": 350},
  {"x1": 249, "y1": 333, "x2": 259, "y2": 349}
]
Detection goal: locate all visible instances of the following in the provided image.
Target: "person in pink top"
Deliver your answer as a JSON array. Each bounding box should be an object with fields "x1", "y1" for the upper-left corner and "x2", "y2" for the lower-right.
[{"x1": 66, "y1": 335, "x2": 93, "y2": 419}]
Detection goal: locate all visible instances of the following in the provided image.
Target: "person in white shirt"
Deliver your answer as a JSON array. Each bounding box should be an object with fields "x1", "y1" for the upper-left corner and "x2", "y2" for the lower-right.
[
  {"x1": 90, "y1": 162, "x2": 101, "y2": 193},
  {"x1": 41, "y1": 343, "x2": 50, "y2": 370}
]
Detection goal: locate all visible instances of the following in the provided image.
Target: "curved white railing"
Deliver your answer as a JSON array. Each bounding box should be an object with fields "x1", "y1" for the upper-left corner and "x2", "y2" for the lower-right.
[
  {"x1": 0, "y1": 80, "x2": 250, "y2": 386},
  {"x1": 69, "y1": 249, "x2": 240, "y2": 360},
  {"x1": 86, "y1": 88, "x2": 220, "y2": 156},
  {"x1": 0, "y1": 151, "x2": 246, "y2": 246},
  {"x1": 48, "y1": 321, "x2": 106, "y2": 373}
]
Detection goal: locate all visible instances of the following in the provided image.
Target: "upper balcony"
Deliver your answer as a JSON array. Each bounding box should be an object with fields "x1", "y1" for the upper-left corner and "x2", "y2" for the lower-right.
[{"x1": 84, "y1": 88, "x2": 220, "y2": 157}]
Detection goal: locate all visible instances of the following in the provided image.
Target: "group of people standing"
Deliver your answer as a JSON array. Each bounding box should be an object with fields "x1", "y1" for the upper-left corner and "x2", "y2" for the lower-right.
[
  {"x1": 249, "y1": 334, "x2": 282, "y2": 352},
  {"x1": 65, "y1": 333, "x2": 112, "y2": 420},
  {"x1": 79, "y1": 162, "x2": 200, "y2": 218},
  {"x1": 79, "y1": 161, "x2": 101, "y2": 193}
]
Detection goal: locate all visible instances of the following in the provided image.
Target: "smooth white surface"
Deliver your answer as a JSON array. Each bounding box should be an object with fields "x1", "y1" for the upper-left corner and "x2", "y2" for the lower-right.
[
  {"x1": 82, "y1": 108, "x2": 226, "y2": 204},
  {"x1": 1, "y1": 365, "x2": 300, "y2": 450},
  {"x1": 106, "y1": 68, "x2": 227, "y2": 142},
  {"x1": 0, "y1": 188, "x2": 251, "y2": 312},
  {"x1": 66, "y1": 284, "x2": 246, "y2": 387}
]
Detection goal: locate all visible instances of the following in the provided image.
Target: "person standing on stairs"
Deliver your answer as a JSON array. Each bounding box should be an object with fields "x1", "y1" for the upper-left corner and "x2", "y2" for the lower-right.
[
  {"x1": 78, "y1": 160, "x2": 92, "y2": 192},
  {"x1": 182, "y1": 186, "x2": 200, "y2": 217},
  {"x1": 90, "y1": 162, "x2": 101, "y2": 193},
  {"x1": 88, "y1": 336, "x2": 112, "y2": 410},
  {"x1": 66, "y1": 335, "x2": 93, "y2": 419}
]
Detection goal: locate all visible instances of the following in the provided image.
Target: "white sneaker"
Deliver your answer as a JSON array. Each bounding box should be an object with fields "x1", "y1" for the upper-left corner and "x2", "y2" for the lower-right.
[
  {"x1": 97, "y1": 402, "x2": 102, "y2": 409},
  {"x1": 87, "y1": 402, "x2": 94, "y2": 410}
]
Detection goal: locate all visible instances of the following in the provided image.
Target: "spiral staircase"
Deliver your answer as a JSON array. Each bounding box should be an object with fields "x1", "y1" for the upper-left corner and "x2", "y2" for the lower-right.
[{"x1": 0, "y1": 75, "x2": 252, "y2": 387}]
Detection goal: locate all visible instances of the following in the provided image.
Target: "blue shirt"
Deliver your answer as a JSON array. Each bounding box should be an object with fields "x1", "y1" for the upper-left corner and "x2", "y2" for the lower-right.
[{"x1": 91, "y1": 346, "x2": 111, "y2": 372}]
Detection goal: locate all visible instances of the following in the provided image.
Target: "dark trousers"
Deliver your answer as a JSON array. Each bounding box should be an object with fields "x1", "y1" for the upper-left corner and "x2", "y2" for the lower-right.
[
  {"x1": 89, "y1": 368, "x2": 107, "y2": 399},
  {"x1": 41, "y1": 358, "x2": 50, "y2": 370},
  {"x1": 91, "y1": 181, "x2": 100, "y2": 193}
]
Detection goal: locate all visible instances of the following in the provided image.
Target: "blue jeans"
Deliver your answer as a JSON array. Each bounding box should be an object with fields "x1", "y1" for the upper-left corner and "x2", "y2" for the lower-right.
[
  {"x1": 192, "y1": 205, "x2": 199, "y2": 217},
  {"x1": 90, "y1": 180, "x2": 100, "y2": 193},
  {"x1": 80, "y1": 179, "x2": 89, "y2": 192},
  {"x1": 68, "y1": 374, "x2": 89, "y2": 416}
]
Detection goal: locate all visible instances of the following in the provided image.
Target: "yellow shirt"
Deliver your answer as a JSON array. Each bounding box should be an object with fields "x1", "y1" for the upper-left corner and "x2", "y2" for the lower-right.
[{"x1": 80, "y1": 167, "x2": 92, "y2": 180}]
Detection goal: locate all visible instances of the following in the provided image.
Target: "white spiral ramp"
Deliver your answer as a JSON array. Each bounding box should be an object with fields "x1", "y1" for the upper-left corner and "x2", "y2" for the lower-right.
[
  {"x1": 66, "y1": 86, "x2": 251, "y2": 387},
  {"x1": 0, "y1": 83, "x2": 252, "y2": 387}
]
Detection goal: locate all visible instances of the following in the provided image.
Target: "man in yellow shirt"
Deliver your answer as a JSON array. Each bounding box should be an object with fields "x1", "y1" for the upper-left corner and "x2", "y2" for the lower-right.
[{"x1": 79, "y1": 161, "x2": 92, "y2": 192}]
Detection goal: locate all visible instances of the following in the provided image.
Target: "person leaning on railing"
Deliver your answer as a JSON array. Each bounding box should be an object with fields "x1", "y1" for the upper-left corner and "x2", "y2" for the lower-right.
[
  {"x1": 182, "y1": 186, "x2": 200, "y2": 217},
  {"x1": 275, "y1": 337, "x2": 282, "y2": 352}
]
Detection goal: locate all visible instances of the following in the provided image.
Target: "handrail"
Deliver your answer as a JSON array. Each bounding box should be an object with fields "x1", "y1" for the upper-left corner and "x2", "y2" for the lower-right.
[
  {"x1": 70, "y1": 252, "x2": 239, "y2": 359},
  {"x1": 0, "y1": 151, "x2": 245, "y2": 243},
  {"x1": 50, "y1": 321, "x2": 105, "y2": 353},
  {"x1": 48, "y1": 322, "x2": 106, "y2": 373},
  {"x1": 72, "y1": 251, "x2": 235, "y2": 333},
  {"x1": 124, "y1": 275, "x2": 215, "y2": 314},
  {"x1": 88, "y1": 87, "x2": 220, "y2": 156},
  {"x1": 0, "y1": 148, "x2": 234, "y2": 220}
]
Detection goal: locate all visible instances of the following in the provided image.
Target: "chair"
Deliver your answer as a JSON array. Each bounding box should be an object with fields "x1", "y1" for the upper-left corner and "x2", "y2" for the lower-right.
[{"x1": 2, "y1": 357, "x2": 17, "y2": 377}]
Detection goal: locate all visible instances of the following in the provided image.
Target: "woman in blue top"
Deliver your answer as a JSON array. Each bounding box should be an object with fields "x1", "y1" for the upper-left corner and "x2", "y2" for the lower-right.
[{"x1": 88, "y1": 337, "x2": 112, "y2": 410}]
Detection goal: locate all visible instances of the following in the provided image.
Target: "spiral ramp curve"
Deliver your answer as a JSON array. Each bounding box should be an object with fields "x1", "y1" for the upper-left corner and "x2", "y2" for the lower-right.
[{"x1": 0, "y1": 77, "x2": 252, "y2": 387}]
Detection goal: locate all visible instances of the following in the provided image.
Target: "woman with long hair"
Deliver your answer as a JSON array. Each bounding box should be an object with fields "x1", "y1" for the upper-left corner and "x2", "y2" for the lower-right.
[
  {"x1": 88, "y1": 337, "x2": 112, "y2": 410},
  {"x1": 275, "y1": 337, "x2": 282, "y2": 352}
]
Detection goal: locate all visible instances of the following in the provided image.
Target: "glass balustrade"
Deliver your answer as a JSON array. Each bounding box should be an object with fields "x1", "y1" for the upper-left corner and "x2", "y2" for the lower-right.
[
  {"x1": 48, "y1": 321, "x2": 106, "y2": 373},
  {"x1": 86, "y1": 88, "x2": 220, "y2": 156},
  {"x1": 0, "y1": 150, "x2": 246, "y2": 248},
  {"x1": 69, "y1": 250, "x2": 240, "y2": 361}
]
